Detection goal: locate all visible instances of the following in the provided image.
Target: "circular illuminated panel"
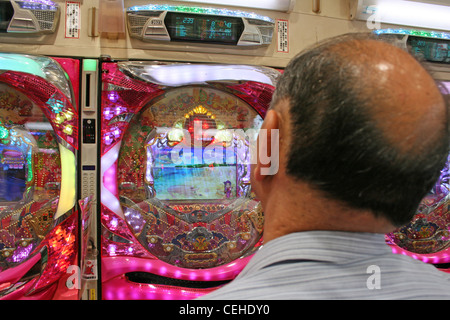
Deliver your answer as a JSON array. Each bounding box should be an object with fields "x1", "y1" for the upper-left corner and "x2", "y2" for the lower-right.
[
  {"x1": 117, "y1": 86, "x2": 264, "y2": 268},
  {"x1": 0, "y1": 83, "x2": 62, "y2": 269},
  {"x1": 386, "y1": 154, "x2": 450, "y2": 258}
]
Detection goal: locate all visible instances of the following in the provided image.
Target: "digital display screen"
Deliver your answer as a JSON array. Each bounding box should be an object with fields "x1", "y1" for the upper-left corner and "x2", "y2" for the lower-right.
[
  {"x1": 165, "y1": 12, "x2": 244, "y2": 44},
  {"x1": 0, "y1": 149, "x2": 26, "y2": 202},
  {"x1": 408, "y1": 36, "x2": 450, "y2": 63},
  {"x1": 152, "y1": 146, "x2": 237, "y2": 200}
]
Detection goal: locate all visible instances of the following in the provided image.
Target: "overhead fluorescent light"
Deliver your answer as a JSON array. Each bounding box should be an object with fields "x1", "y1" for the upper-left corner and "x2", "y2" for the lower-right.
[
  {"x1": 355, "y1": 0, "x2": 450, "y2": 31},
  {"x1": 172, "y1": 0, "x2": 296, "y2": 13}
]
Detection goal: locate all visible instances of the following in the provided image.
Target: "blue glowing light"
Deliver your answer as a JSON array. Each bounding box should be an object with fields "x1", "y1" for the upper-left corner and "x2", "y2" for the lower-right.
[
  {"x1": 127, "y1": 4, "x2": 274, "y2": 23},
  {"x1": 374, "y1": 28, "x2": 450, "y2": 40},
  {"x1": 47, "y1": 97, "x2": 64, "y2": 114}
]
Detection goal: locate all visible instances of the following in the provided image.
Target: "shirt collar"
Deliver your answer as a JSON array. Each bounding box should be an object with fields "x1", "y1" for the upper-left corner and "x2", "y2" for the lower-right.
[{"x1": 238, "y1": 230, "x2": 391, "y2": 278}]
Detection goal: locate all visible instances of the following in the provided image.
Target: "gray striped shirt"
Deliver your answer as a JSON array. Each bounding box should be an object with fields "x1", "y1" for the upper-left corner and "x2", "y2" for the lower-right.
[{"x1": 199, "y1": 231, "x2": 450, "y2": 300}]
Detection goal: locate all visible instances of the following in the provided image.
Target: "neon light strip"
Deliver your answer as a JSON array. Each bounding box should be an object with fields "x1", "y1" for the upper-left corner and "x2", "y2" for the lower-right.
[
  {"x1": 102, "y1": 255, "x2": 251, "y2": 283},
  {"x1": 16, "y1": 0, "x2": 58, "y2": 11},
  {"x1": 127, "y1": 4, "x2": 274, "y2": 23},
  {"x1": 17, "y1": 0, "x2": 58, "y2": 6},
  {"x1": 389, "y1": 244, "x2": 450, "y2": 264},
  {"x1": 374, "y1": 28, "x2": 450, "y2": 40},
  {"x1": 103, "y1": 277, "x2": 211, "y2": 300},
  {"x1": 174, "y1": 0, "x2": 295, "y2": 13},
  {"x1": 55, "y1": 143, "x2": 76, "y2": 219}
]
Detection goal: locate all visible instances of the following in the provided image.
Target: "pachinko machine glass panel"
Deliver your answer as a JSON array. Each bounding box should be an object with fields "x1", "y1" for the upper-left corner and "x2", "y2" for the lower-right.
[
  {"x1": 100, "y1": 62, "x2": 279, "y2": 299},
  {"x1": 0, "y1": 53, "x2": 79, "y2": 299}
]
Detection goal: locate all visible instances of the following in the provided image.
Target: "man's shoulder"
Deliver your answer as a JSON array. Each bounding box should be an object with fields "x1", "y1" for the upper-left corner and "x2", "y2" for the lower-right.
[{"x1": 200, "y1": 252, "x2": 450, "y2": 300}]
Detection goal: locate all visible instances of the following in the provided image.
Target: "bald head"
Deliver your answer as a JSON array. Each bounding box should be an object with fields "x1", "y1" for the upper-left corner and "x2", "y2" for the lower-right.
[
  {"x1": 271, "y1": 33, "x2": 449, "y2": 226},
  {"x1": 329, "y1": 38, "x2": 446, "y2": 154}
]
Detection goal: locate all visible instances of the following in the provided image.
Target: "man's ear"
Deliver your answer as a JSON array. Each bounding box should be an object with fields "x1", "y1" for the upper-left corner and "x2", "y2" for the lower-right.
[{"x1": 253, "y1": 109, "x2": 280, "y2": 181}]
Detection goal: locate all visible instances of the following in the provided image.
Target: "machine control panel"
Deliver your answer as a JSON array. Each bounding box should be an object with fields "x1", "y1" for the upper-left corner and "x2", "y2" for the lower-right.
[
  {"x1": 80, "y1": 59, "x2": 99, "y2": 300},
  {"x1": 0, "y1": 0, "x2": 60, "y2": 34},
  {"x1": 82, "y1": 119, "x2": 96, "y2": 144},
  {"x1": 126, "y1": 4, "x2": 274, "y2": 46}
]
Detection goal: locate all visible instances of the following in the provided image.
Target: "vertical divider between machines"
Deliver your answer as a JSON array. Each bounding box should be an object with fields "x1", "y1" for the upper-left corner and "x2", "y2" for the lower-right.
[
  {"x1": 77, "y1": 57, "x2": 83, "y2": 300},
  {"x1": 80, "y1": 57, "x2": 100, "y2": 300},
  {"x1": 96, "y1": 57, "x2": 106, "y2": 300}
]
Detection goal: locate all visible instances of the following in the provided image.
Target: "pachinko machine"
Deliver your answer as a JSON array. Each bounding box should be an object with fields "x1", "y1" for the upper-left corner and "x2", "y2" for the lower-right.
[
  {"x1": 100, "y1": 62, "x2": 279, "y2": 299},
  {"x1": 0, "y1": 53, "x2": 80, "y2": 299}
]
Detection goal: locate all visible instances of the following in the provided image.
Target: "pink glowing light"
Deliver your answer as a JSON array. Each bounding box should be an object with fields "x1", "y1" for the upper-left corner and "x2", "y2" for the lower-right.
[
  {"x1": 102, "y1": 255, "x2": 251, "y2": 284},
  {"x1": 388, "y1": 243, "x2": 450, "y2": 264},
  {"x1": 103, "y1": 274, "x2": 216, "y2": 300},
  {"x1": 103, "y1": 162, "x2": 118, "y2": 197}
]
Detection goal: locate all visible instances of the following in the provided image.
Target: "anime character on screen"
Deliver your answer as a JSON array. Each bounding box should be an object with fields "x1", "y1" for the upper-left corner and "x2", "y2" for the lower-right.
[{"x1": 224, "y1": 180, "x2": 232, "y2": 199}]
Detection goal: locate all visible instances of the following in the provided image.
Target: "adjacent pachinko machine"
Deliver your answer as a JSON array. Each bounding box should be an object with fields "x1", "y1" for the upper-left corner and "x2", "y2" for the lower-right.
[
  {"x1": 0, "y1": 53, "x2": 80, "y2": 299},
  {"x1": 376, "y1": 30, "x2": 450, "y2": 273},
  {"x1": 100, "y1": 62, "x2": 280, "y2": 299}
]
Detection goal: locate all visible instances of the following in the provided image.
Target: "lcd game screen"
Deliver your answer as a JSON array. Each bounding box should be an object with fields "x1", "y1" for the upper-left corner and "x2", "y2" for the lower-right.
[
  {"x1": 152, "y1": 146, "x2": 237, "y2": 200},
  {"x1": 165, "y1": 12, "x2": 244, "y2": 44},
  {"x1": 0, "y1": 148, "x2": 26, "y2": 202},
  {"x1": 408, "y1": 36, "x2": 450, "y2": 63}
]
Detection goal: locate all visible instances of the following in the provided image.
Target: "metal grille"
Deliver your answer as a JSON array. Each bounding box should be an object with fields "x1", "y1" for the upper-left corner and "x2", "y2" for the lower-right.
[
  {"x1": 128, "y1": 14, "x2": 150, "y2": 36},
  {"x1": 31, "y1": 10, "x2": 56, "y2": 31}
]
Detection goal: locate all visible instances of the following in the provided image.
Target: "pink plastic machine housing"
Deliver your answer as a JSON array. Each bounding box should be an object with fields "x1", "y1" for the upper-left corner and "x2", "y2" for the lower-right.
[
  {"x1": 0, "y1": 53, "x2": 80, "y2": 299},
  {"x1": 100, "y1": 62, "x2": 280, "y2": 299}
]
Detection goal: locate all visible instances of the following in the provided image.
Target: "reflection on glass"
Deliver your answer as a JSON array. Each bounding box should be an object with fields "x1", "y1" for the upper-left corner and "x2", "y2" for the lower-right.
[
  {"x1": 0, "y1": 84, "x2": 61, "y2": 269},
  {"x1": 116, "y1": 86, "x2": 264, "y2": 268}
]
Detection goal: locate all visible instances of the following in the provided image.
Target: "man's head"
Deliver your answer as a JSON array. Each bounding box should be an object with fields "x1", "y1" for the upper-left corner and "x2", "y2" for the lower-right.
[{"x1": 252, "y1": 33, "x2": 449, "y2": 230}]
